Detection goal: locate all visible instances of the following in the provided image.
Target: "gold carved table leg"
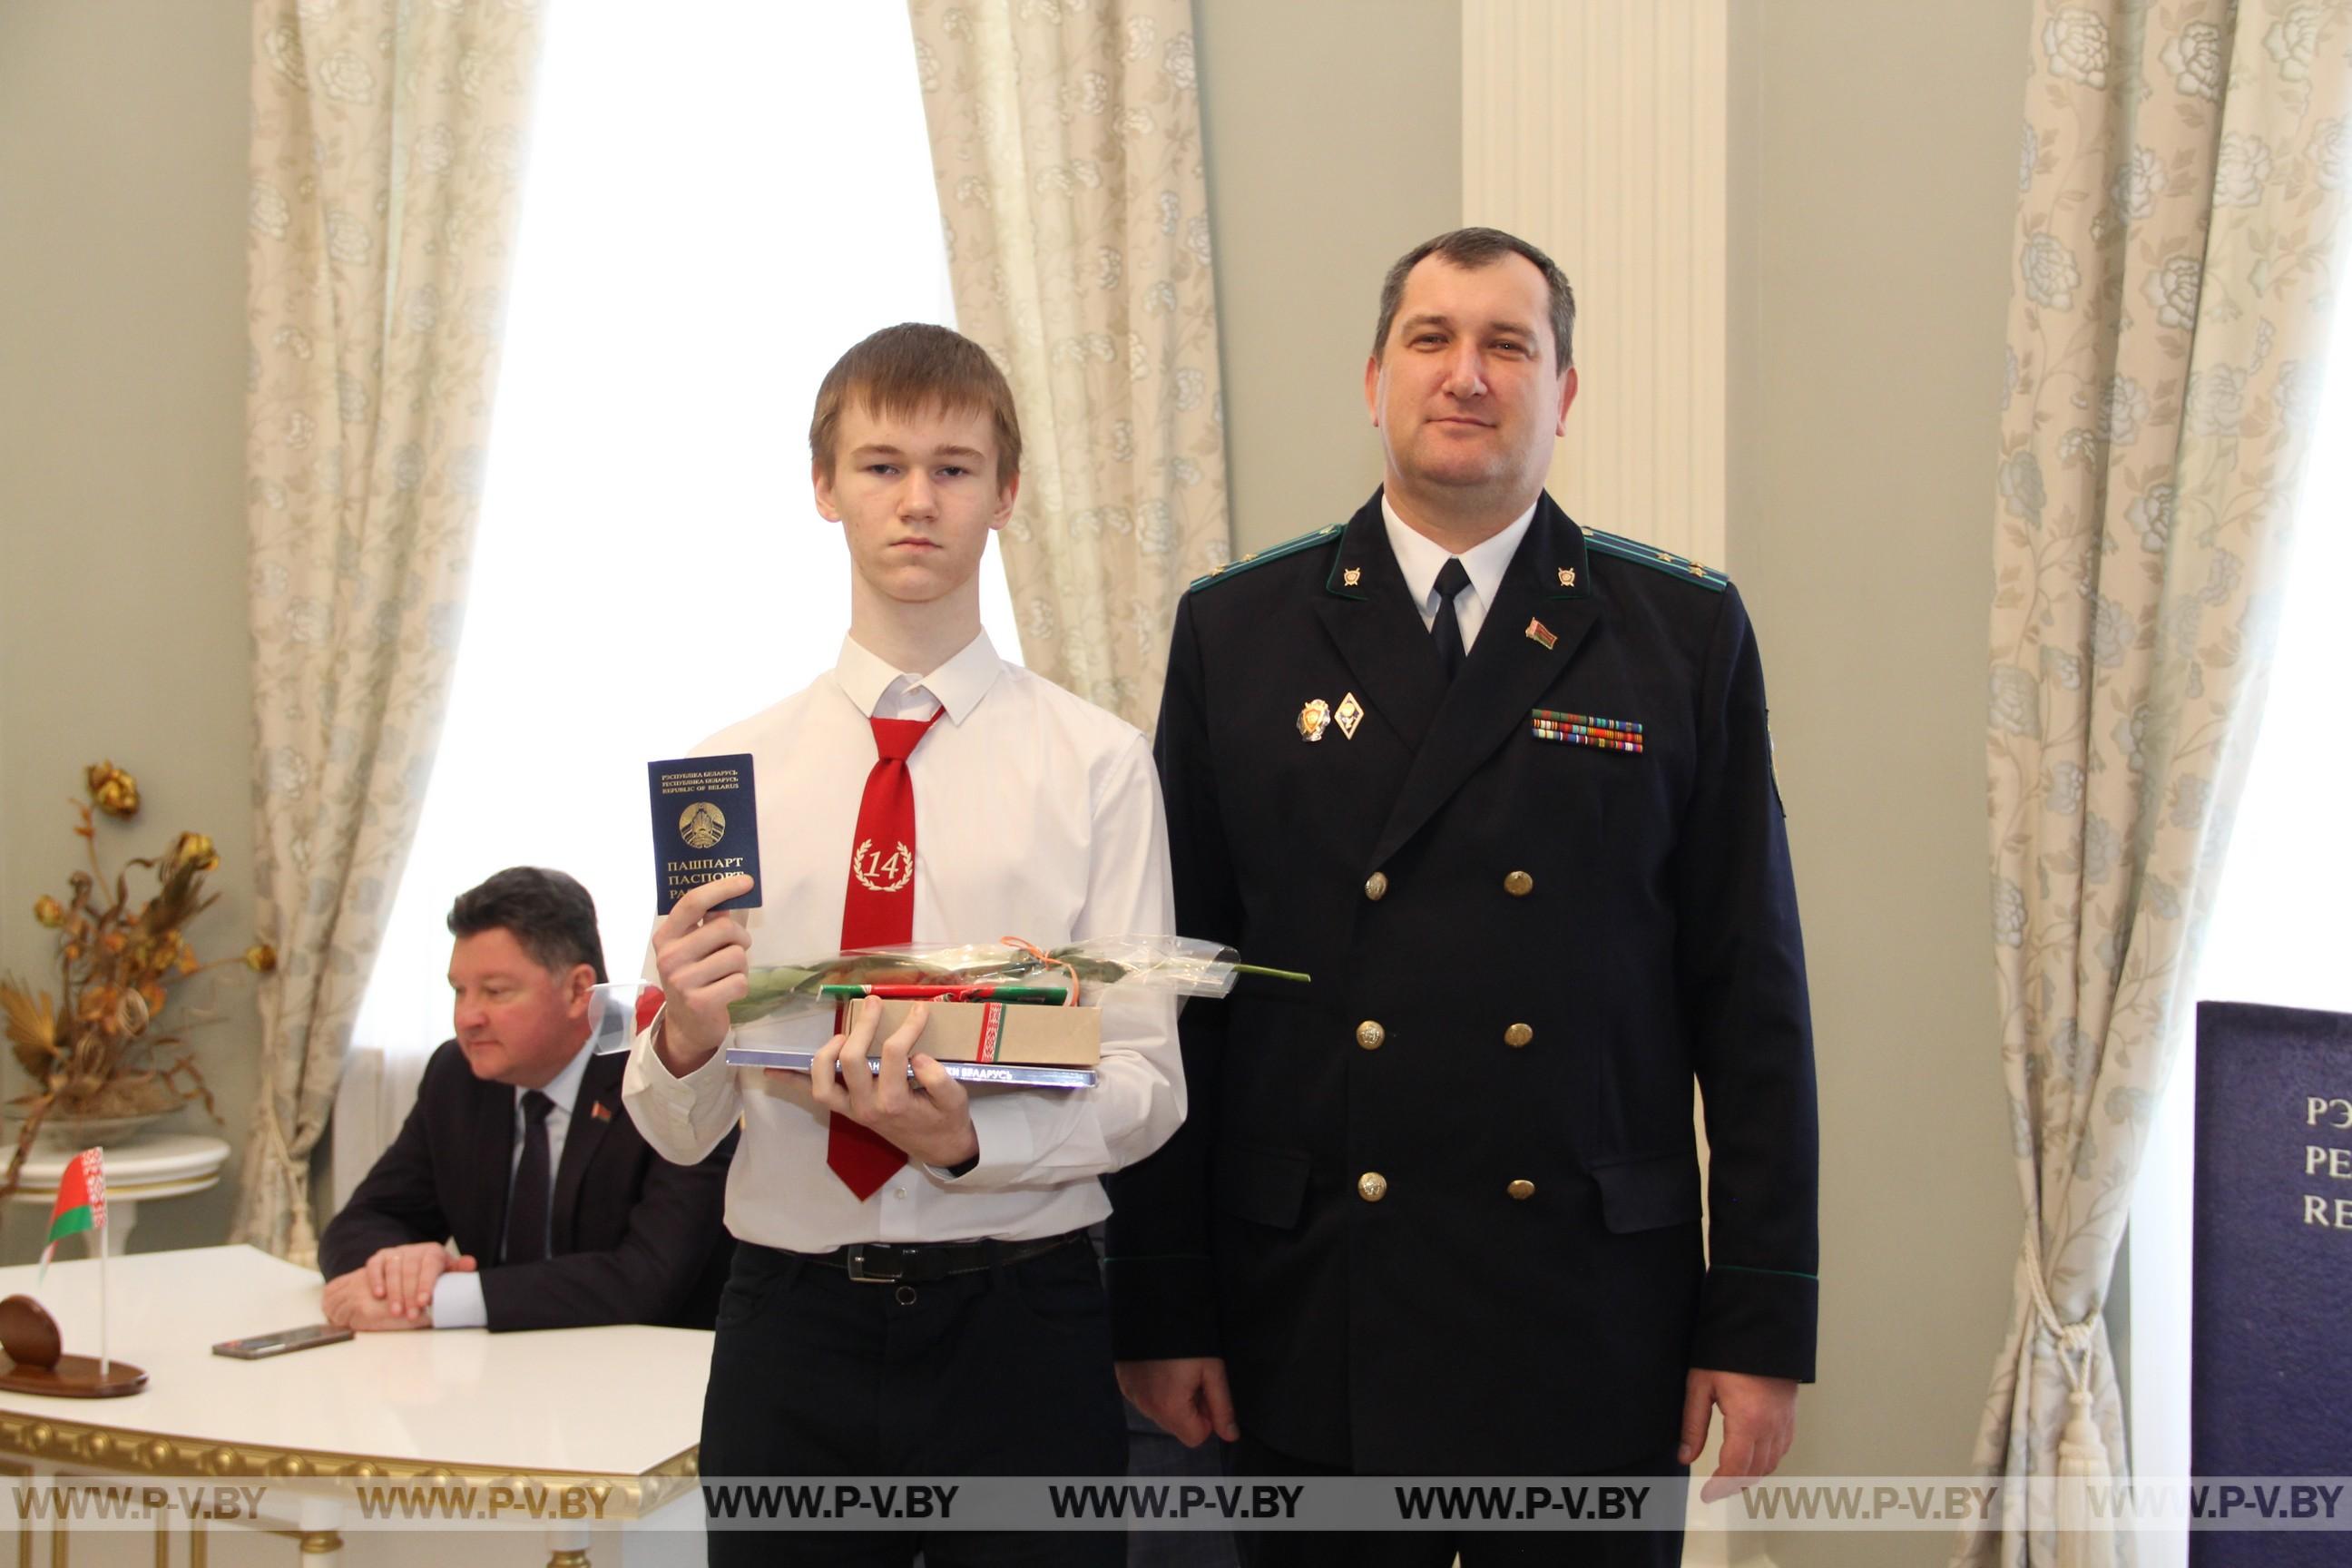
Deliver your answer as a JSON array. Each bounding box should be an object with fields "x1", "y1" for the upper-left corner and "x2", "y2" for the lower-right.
[{"x1": 545, "y1": 1522, "x2": 593, "y2": 1565}]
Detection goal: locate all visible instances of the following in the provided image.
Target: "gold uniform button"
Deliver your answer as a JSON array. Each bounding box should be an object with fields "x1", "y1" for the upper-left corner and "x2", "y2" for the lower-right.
[
  {"x1": 1506, "y1": 1179, "x2": 1536, "y2": 1200},
  {"x1": 1356, "y1": 1020, "x2": 1387, "y2": 1051},
  {"x1": 1358, "y1": 1171, "x2": 1389, "y2": 1202},
  {"x1": 1504, "y1": 869, "x2": 1535, "y2": 897},
  {"x1": 1364, "y1": 871, "x2": 1389, "y2": 901},
  {"x1": 1504, "y1": 1023, "x2": 1534, "y2": 1048}
]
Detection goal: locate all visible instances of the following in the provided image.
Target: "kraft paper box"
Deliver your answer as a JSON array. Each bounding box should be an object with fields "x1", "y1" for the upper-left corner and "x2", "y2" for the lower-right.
[{"x1": 864, "y1": 997, "x2": 1101, "y2": 1067}]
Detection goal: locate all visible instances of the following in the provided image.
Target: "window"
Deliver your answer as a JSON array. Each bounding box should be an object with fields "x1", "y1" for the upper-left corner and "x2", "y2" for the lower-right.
[
  {"x1": 347, "y1": 3, "x2": 1017, "y2": 1076},
  {"x1": 2124, "y1": 287, "x2": 2352, "y2": 1565}
]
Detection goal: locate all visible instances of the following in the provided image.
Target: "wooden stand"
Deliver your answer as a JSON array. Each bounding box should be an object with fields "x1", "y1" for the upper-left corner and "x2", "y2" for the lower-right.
[
  {"x1": 0, "y1": 1291, "x2": 147, "y2": 1396},
  {"x1": 0, "y1": 1353, "x2": 147, "y2": 1397}
]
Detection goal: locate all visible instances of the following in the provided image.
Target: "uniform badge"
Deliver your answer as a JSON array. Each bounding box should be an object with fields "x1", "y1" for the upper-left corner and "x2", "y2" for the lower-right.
[
  {"x1": 1557, "y1": 568, "x2": 1575, "y2": 588},
  {"x1": 1524, "y1": 618, "x2": 1558, "y2": 651},
  {"x1": 1343, "y1": 567, "x2": 1362, "y2": 587},
  {"x1": 1298, "y1": 699, "x2": 1331, "y2": 741},
  {"x1": 1334, "y1": 692, "x2": 1366, "y2": 740},
  {"x1": 1529, "y1": 709, "x2": 1644, "y2": 754}
]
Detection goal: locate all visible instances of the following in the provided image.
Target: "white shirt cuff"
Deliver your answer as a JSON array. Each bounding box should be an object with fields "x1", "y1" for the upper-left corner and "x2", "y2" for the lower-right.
[
  {"x1": 431, "y1": 1269, "x2": 486, "y2": 1330},
  {"x1": 622, "y1": 1013, "x2": 744, "y2": 1162},
  {"x1": 930, "y1": 1095, "x2": 1039, "y2": 1189}
]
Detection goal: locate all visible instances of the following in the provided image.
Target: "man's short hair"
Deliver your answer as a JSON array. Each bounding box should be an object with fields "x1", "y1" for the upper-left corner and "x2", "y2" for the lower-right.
[
  {"x1": 808, "y1": 323, "x2": 1024, "y2": 484},
  {"x1": 446, "y1": 867, "x2": 607, "y2": 984},
  {"x1": 1371, "y1": 226, "x2": 1578, "y2": 370}
]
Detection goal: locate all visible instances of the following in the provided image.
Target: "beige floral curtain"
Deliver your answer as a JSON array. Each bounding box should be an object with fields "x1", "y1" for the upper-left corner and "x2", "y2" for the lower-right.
[
  {"x1": 906, "y1": 0, "x2": 1231, "y2": 731},
  {"x1": 239, "y1": 0, "x2": 543, "y2": 1260},
  {"x1": 1962, "y1": 3, "x2": 2350, "y2": 1563}
]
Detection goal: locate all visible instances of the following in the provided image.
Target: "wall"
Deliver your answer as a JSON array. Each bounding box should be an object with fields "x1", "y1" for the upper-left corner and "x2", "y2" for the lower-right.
[
  {"x1": 1727, "y1": 1, "x2": 2033, "y2": 1560},
  {"x1": 1193, "y1": 0, "x2": 1463, "y2": 554},
  {"x1": 0, "y1": 1, "x2": 259, "y2": 1257},
  {"x1": 1463, "y1": 0, "x2": 1730, "y2": 569}
]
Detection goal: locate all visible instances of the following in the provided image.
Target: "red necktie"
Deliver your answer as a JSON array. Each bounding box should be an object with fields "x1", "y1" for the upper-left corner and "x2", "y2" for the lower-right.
[{"x1": 828, "y1": 706, "x2": 947, "y2": 1197}]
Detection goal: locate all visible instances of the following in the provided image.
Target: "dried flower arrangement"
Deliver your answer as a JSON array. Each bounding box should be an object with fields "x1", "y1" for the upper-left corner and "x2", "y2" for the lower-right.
[{"x1": 0, "y1": 762, "x2": 274, "y2": 1194}]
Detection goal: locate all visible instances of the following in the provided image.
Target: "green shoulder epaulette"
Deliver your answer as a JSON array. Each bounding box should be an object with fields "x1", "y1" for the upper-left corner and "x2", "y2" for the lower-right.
[
  {"x1": 1583, "y1": 528, "x2": 1730, "y2": 592},
  {"x1": 1188, "y1": 523, "x2": 1345, "y2": 593}
]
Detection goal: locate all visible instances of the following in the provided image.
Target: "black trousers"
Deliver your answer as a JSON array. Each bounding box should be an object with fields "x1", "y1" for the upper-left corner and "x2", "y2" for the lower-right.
[
  {"x1": 1230, "y1": 1434, "x2": 1686, "y2": 1568},
  {"x1": 700, "y1": 1238, "x2": 1127, "y2": 1568}
]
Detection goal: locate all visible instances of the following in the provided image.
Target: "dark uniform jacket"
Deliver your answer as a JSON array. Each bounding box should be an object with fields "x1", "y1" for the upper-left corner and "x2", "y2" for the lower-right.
[
  {"x1": 320, "y1": 1039, "x2": 736, "y2": 1331},
  {"x1": 1104, "y1": 490, "x2": 1818, "y2": 1475}
]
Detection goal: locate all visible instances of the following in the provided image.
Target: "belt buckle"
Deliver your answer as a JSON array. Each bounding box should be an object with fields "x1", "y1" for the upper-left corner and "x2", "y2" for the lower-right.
[{"x1": 844, "y1": 1244, "x2": 905, "y2": 1284}]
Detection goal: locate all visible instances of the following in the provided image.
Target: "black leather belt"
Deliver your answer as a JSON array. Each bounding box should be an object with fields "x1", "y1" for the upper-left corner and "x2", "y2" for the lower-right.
[{"x1": 799, "y1": 1230, "x2": 1087, "y2": 1284}]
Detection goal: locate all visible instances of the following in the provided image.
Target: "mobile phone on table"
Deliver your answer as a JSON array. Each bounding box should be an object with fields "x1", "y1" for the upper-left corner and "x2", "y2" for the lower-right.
[{"x1": 211, "y1": 1324, "x2": 355, "y2": 1359}]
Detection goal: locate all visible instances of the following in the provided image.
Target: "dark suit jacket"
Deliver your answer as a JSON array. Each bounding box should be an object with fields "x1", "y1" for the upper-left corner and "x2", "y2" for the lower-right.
[
  {"x1": 1104, "y1": 491, "x2": 1818, "y2": 1475},
  {"x1": 320, "y1": 1039, "x2": 735, "y2": 1331}
]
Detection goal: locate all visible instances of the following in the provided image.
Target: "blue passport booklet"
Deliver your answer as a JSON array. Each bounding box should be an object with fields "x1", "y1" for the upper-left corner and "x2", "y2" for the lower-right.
[
  {"x1": 2190, "y1": 1000, "x2": 2352, "y2": 1568},
  {"x1": 647, "y1": 753, "x2": 761, "y2": 913}
]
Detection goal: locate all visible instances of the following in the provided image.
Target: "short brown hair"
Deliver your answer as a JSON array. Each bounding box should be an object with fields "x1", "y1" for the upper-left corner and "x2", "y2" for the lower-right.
[
  {"x1": 1371, "y1": 227, "x2": 1577, "y2": 370},
  {"x1": 446, "y1": 867, "x2": 607, "y2": 984},
  {"x1": 808, "y1": 323, "x2": 1023, "y2": 483}
]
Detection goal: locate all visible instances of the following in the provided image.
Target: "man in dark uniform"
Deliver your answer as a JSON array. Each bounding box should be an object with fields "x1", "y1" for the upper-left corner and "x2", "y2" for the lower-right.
[{"x1": 1104, "y1": 228, "x2": 1818, "y2": 1566}]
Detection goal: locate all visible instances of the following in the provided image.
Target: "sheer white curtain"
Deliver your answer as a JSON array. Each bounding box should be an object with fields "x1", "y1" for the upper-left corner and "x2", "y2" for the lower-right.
[
  {"x1": 2123, "y1": 285, "x2": 2352, "y2": 1568},
  {"x1": 334, "y1": 2, "x2": 1017, "y2": 1205}
]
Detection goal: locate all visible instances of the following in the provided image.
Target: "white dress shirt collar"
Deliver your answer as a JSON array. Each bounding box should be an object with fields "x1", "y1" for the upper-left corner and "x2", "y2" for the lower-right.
[
  {"x1": 832, "y1": 629, "x2": 1005, "y2": 724},
  {"x1": 524, "y1": 1030, "x2": 595, "y2": 1118},
  {"x1": 1380, "y1": 493, "x2": 1539, "y2": 631}
]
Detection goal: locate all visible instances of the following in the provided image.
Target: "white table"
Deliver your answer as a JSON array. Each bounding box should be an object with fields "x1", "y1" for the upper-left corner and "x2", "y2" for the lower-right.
[
  {"x1": 0, "y1": 1245, "x2": 711, "y2": 1565},
  {"x1": 5, "y1": 1133, "x2": 232, "y2": 1255}
]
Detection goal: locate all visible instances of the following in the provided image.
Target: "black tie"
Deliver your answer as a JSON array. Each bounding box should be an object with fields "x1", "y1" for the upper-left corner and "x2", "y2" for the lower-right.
[
  {"x1": 1431, "y1": 557, "x2": 1472, "y2": 680},
  {"x1": 506, "y1": 1090, "x2": 554, "y2": 1264}
]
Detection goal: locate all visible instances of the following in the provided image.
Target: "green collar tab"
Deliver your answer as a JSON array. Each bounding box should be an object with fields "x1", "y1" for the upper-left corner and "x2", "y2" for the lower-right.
[{"x1": 1188, "y1": 524, "x2": 1345, "y2": 593}]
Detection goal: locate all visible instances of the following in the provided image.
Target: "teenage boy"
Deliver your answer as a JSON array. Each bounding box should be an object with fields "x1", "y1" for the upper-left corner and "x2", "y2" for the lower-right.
[{"x1": 622, "y1": 323, "x2": 1184, "y2": 1568}]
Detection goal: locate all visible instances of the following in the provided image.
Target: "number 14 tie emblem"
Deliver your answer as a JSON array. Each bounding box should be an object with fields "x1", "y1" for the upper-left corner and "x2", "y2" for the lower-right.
[{"x1": 851, "y1": 838, "x2": 912, "y2": 893}]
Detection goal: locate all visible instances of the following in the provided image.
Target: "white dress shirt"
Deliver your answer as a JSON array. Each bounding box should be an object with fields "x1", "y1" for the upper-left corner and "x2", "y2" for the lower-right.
[
  {"x1": 1381, "y1": 494, "x2": 1538, "y2": 653},
  {"x1": 623, "y1": 630, "x2": 1184, "y2": 1251},
  {"x1": 430, "y1": 1034, "x2": 594, "y2": 1328}
]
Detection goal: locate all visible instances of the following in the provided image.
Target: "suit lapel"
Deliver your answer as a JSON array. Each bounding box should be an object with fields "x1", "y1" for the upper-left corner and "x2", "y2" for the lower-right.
[
  {"x1": 1310, "y1": 493, "x2": 1449, "y2": 751},
  {"x1": 550, "y1": 1050, "x2": 622, "y2": 1252},
  {"x1": 1370, "y1": 495, "x2": 1597, "y2": 868}
]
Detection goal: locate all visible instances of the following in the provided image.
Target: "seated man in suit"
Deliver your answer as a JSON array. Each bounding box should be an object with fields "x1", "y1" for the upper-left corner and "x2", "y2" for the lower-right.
[{"x1": 320, "y1": 867, "x2": 734, "y2": 1331}]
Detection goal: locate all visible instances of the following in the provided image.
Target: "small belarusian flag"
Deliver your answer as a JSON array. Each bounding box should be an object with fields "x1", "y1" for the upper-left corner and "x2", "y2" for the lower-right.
[{"x1": 38, "y1": 1147, "x2": 106, "y2": 1283}]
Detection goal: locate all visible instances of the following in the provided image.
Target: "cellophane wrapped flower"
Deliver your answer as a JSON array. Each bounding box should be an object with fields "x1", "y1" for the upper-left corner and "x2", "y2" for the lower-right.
[{"x1": 727, "y1": 936, "x2": 1307, "y2": 1026}]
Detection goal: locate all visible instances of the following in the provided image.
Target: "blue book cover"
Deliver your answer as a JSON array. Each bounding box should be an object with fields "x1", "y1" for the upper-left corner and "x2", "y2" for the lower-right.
[
  {"x1": 2190, "y1": 1000, "x2": 2352, "y2": 1566},
  {"x1": 721, "y1": 1044, "x2": 1097, "y2": 1091},
  {"x1": 647, "y1": 752, "x2": 761, "y2": 913}
]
